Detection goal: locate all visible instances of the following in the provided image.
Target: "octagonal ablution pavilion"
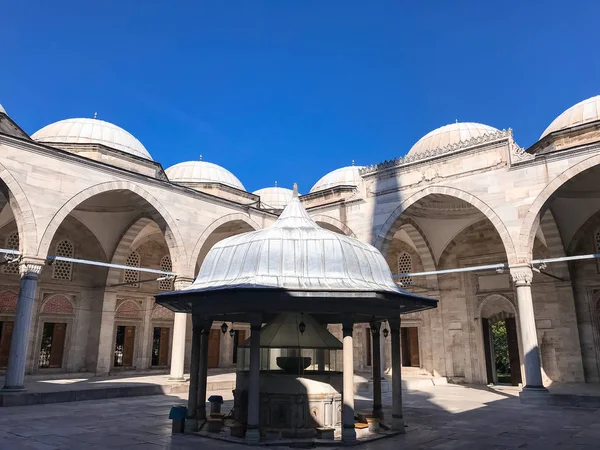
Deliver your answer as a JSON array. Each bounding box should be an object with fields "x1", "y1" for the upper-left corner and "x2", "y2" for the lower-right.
[{"x1": 156, "y1": 185, "x2": 437, "y2": 444}]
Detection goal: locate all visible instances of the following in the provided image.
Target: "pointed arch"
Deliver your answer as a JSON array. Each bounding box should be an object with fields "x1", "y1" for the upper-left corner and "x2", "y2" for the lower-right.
[
  {"x1": 310, "y1": 214, "x2": 356, "y2": 237},
  {"x1": 374, "y1": 185, "x2": 517, "y2": 264},
  {"x1": 519, "y1": 153, "x2": 600, "y2": 261},
  {"x1": 37, "y1": 181, "x2": 186, "y2": 273},
  {"x1": 0, "y1": 161, "x2": 37, "y2": 254}
]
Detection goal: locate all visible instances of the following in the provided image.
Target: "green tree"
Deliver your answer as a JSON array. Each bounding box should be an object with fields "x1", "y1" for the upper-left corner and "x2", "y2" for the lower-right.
[{"x1": 491, "y1": 321, "x2": 509, "y2": 375}]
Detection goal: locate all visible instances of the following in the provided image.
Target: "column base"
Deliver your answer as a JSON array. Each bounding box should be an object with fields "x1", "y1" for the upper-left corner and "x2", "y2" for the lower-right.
[
  {"x1": 168, "y1": 376, "x2": 186, "y2": 382},
  {"x1": 184, "y1": 418, "x2": 198, "y2": 433},
  {"x1": 342, "y1": 426, "x2": 356, "y2": 442},
  {"x1": 391, "y1": 415, "x2": 405, "y2": 433},
  {"x1": 519, "y1": 386, "x2": 550, "y2": 406},
  {"x1": 245, "y1": 426, "x2": 260, "y2": 444},
  {"x1": 372, "y1": 406, "x2": 384, "y2": 419},
  {"x1": 1, "y1": 385, "x2": 26, "y2": 392}
]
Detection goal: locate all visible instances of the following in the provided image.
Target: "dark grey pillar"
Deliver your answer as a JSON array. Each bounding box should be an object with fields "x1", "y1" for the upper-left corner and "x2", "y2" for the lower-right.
[
  {"x1": 2, "y1": 260, "x2": 43, "y2": 391},
  {"x1": 197, "y1": 320, "x2": 212, "y2": 422},
  {"x1": 246, "y1": 315, "x2": 262, "y2": 443},
  {"x1": 371, "y1": 322, "x2": 383, "y2": 419},
  {"x1": 389, "y1": 317, "x2": 404, "y2": 432}
]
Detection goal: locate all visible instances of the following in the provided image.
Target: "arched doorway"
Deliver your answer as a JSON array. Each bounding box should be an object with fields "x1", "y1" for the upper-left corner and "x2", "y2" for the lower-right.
[{"x1": 479, "y1": 295, "x2": 522, "y2": 386}]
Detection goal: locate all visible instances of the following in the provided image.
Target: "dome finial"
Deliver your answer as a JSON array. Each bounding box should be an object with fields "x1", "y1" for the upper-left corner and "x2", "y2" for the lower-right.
[
  {"x1": 274, "y1": 180, "x2": 278, "y2": 187},
  {"x1": 93, "y1": 112, "x2": 98, "y2": 119},
  {"x1": 352, "y1": 159, "x2": 355, "y2": 166},
  {"x1": 199, "y1": 154, "x2": 203, "y2": 161},
  {"x1": 455, "y1": 119, "x2": 458, "y2": 124},
  {"x1": 292, "y1": 183, "x2": 299, "y2": 198}
]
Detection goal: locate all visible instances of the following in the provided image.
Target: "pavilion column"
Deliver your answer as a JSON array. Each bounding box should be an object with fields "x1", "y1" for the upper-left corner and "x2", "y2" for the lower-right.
[
  {"x1": 370, "y1": 321, "x2": 383, "y2": 419},
  {"x1": 169, "y1": 277, "x2": 194, "y2": 381},
  {"x1": 510, "y1": 267, "x2": 546, "y2": 390},
  {"x1": 186, "y1": 321, "x2": 202, "y2": 430},
  {"x1": 246, "y1": 314, "x2": 262, "y2": 444},
  {"x1": 197, "y1": 319, "x2": 213, "y2": 422},
  {"x1": 342, "y1": 316, "x2": 356, "y2": 442},
  {"x1": 2, "y1": 258, "x2": 44, "y2": 391},
  {"x1": 389, "y1": 317, "x2": 405, "y2": 432}
]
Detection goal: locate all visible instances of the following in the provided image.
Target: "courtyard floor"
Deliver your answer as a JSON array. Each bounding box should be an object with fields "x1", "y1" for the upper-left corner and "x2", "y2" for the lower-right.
[{"x1": 0, "y1": 384, "x2": 599, "y2": 449}]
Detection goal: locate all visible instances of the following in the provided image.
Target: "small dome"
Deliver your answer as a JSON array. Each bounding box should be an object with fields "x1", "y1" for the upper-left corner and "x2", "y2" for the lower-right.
[
  {"x1": 310, "y1": 165, "x2": 364, "y2": 193},
  {"x1": 32, "y1": 118, "x2": 151, "y2": 160},
  {"x1": 408, "y1": 122, "x2": 499, "y2": 157},
  {"x1": 541, "y1": 95, "x2": 600, "y2": 139},
  {"x1": 166, "y1": 160, "x2": 245, "y2": 190},
  {"x1": 253, "y1": 186, "x2": 294, "y2": 209},
  {"x1": 188, "y1": 193, "x2": 403, "y2": 293}
]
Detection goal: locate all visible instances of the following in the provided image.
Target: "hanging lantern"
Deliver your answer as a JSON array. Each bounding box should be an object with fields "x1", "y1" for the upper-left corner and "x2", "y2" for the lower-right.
[
  {"x1": 221, "y1": 322, "x2": 229, "y2": 334},
  {"x1": 229, "y1": 328, "x2": 236, "y2": 338},
  {"x1": 298, "y1": 321, "x2": 306, "y2": 334},
  {"x1": 371, "y1": 326, "x2": 379, "y2": 336},
  {"x1": 383, "y1": 327, "x2": 389, "y2": 339}
]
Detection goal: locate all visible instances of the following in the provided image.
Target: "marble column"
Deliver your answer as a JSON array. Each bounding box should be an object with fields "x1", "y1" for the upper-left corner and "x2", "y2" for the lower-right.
[
  {"x1": 246, "y1": 315, "x2": 262, "y2": 444},
  {"x1": 95, "y1": 291, "x2": 117, "y2": 375},
  {"x1": 169, "y1": 277, "x2": 194, "y2": 380},
  {"x1": 2, "y1": 258, "x2": 44, "y2": 391},
  {"x1": 371, "y1": 321, "x2": 383, "y2": 419},
  {"x1": 342, "y1": 316, "x2": 356, "y2": 442},
  {"x1": 510, "y1": 267, "x2": 546, "y2": 390},
  {"x1": 389, "y1": 317, "x2": 405, "y2": 432},
  {"x1": 197, "y1": 319, "x2": 213, "y2": 422}
]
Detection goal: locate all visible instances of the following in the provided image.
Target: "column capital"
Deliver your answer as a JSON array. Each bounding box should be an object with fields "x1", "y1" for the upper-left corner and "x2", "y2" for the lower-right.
[
  {"x1": 173, "y1": 276, "x2": 194, "y2": 290},
  {"x1": 510, "y1": 266, "x2": 533, "y2": 286},
  {"x1": 369, "y1": 321, "x2": 381, "y2": 333},
  {"x1": 19, "y1": 256, "x2": 45, "y2": 277},
  {"x1": 248, "y1": 313, "x2": 263, "y2": 329},
  {"x1": 341, "y1": 314, "x2": 354, "y2": 333}
]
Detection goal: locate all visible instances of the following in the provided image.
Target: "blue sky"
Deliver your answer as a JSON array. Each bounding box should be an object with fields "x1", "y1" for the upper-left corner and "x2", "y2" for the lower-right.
[{"x1": 1, "y1": 1, "x2": 599, "y2": 193}]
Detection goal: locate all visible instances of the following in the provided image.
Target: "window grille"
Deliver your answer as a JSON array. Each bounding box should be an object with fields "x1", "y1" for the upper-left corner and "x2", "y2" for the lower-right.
[
  {"x1": 52, "y1": 240, "x2": 74, "y2": 280},
  {"x1": 158, "y1": 255, "x2": 173, "y2": 290},
  {"x1": 123, "y1": 252, "x2": 141, "y2": 287},
  {"x1": 2, "y1": 232, "x2": 19, "y2": 275},
  {"x1": 397, "y1": 252, "x2": 413, "y2": 287}
]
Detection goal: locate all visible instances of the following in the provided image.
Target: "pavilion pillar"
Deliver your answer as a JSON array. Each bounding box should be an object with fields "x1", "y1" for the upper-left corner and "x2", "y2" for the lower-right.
[
  {"x1": 370, "y1": 321, "x2": 383, "y2": 419},
  {"x1": 197, "y1": 319, "x2": 213, "y2": 423},
  {"x1": 389, "y1": 317, "x2": 405, "y2": 432},
  {"x1": 169, "y1": 277, "x2": 194, "y2": 380},
  {"x1": 246, "y1": 314, "x2": 262, "y2": 444},
  {"x1": 2, "y1": 258, "x2": 44, "y2": 391},
  {"x1": 186, "y1": 320, "x2": 202, "y2": 431},
  {"x1": 342, "y1": 316, "x2": 356, "y2": 442},
  {"x1": 510, "y1": 267, "x2": 546, "y2": 390}
]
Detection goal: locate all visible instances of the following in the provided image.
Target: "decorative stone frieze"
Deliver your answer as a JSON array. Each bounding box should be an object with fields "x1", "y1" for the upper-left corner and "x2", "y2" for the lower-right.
[{"x1": 510, "y1": 267, "x2": 533, "y2": 286}]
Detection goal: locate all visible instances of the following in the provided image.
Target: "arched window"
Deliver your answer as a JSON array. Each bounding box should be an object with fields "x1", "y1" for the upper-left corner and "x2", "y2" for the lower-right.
[
  {"x1": 52, "y1": 240, "x2": 74, "y2": 280},
  {"x1": 158, "y1": 255, "x2": 173, "y2": 291},
  {"x1": 2, "y1": 232, "x2": 19, "y2": 275},
  {"x1": 397, "y1": 252, "x2": 413, "y2": 287},
  {"x1": 123, "y1": 251, "x2": 141, "y2": 288}
]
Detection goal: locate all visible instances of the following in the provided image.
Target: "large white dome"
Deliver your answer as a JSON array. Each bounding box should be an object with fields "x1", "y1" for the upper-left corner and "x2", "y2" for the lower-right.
[
  {"x1": 310, "y1": 165, "x2": 364, "y2": 193},
  {"x1": 541, "y1": 95, "x2": 600, "y2": 139},
  {"x1": 408, "y1": 122, "x2": 499, "y2": 157},
  {"x1": 32, "y1": 118, "x2": 151, "y2": 160},
  {"x1": 253, "y1": 186, "x2": 294, "y2": 209},
  {"x1": 187, "y1": 192, "x2": 403, "y2": 292},
  {"x1": 165, "y1": 160, "x2": 245, "y2": 191}
]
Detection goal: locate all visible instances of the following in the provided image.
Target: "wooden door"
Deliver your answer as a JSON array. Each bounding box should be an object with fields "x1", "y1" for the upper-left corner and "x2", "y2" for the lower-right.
[
  {"x1": 505, "y1": 318, "x2": 522, "y2": 386},
  {"x1": 0, "y1": 321, "x2": 14, "y2": 369},
  {"x1": 482, "y1": 318, "x2": 494, "y2": 384},
  {"x1": 158, "y1": 327, "x2": 170, "y2": 366},
  {"x1": 49, "y1": 323, "x2": 67, "y2": 368},
  {"x1": 408, "y1": 327, "x2": 420, "y2": 367},
  {"x1": 208, "y1": 328, "x2": 220, "y2": 368},
  {"x1": 122, "y1": 326, "x2": 136, "y2": 367}
]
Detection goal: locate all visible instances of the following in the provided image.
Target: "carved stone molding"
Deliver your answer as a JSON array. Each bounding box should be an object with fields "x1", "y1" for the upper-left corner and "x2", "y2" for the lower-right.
[
  {"x1": 360, "y1": 129, "x2": 511, "y2": 175},
  {"x1": 174, "y1": 276, "x2": 194, "y2": 290},
  {"x1": 510, "y1": 267, "x2": 533, "y2": 286},
  {"x1": 510, "y1": 140, "x2": 534, "y2": 164},
  {"x1": 19, "y1": 257, "x2": 44, "y2": 277}
]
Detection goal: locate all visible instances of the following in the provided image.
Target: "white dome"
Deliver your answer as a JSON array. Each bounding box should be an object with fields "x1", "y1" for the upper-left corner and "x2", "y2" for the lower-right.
[
  {"x1": 408, "y1": 122, "x2": 499, "y2": 157},
  {"x1": 310, "y1": 165, "x2": 364, "y2": 193},
  {"x1": 32, "y1": 118, "x2": 151, "y2": 160},
  {"x1": 165, "y1": 160, "x2": 245, "y2": 190},
  {"x1": 187, "y1": 193, "x2": 403, "y2": 293},
  {"x1": 541, "y1": 95, "x2": 600, "y2": 139},
  {"x1": 253, "y1": 186, "x2": 294, "y2": 209}
]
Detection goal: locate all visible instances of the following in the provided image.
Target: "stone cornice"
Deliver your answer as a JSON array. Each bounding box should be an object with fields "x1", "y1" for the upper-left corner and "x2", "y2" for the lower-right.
[
  {"x1": 0, "y1": 133, "x2": 278, "y2": 219},
  {"x1": 360, "y1": 129, "x2": 512, "y2": 176},
  {"x1": 508, "y1": 140, "x2": 600, "y2": 171}
]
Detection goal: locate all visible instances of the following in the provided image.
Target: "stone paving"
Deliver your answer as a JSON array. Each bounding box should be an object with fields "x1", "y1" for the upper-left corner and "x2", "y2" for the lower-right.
[{"x1": 0, "y1": 384, "x2": 599, "y2": 449}]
